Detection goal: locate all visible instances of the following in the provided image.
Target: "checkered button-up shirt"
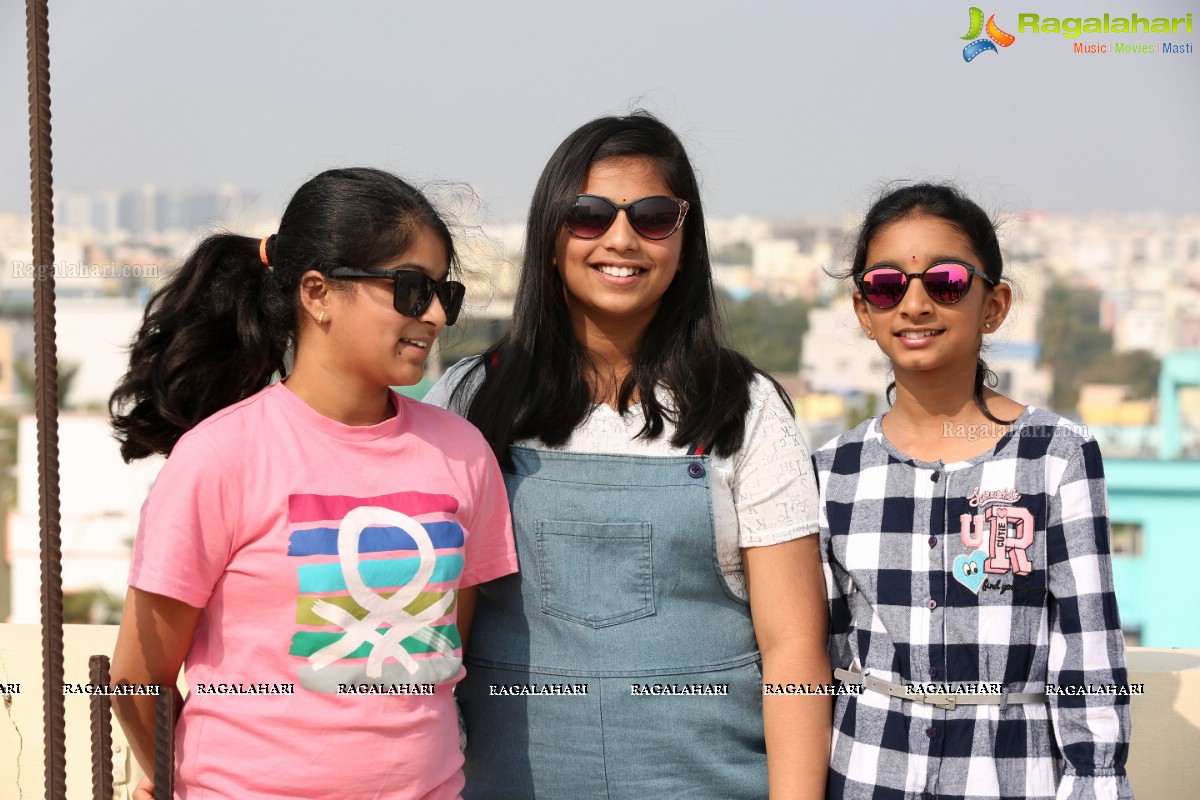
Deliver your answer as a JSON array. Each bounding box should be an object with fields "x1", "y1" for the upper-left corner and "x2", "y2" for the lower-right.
[{"x1": 814, "y1": 409, "x2": 1133, "y2": 800}]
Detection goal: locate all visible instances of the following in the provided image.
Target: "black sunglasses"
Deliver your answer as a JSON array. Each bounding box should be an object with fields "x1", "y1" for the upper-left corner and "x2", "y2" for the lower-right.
[
  {"x1": 328, "y1": 266, "x2": 465, "y2": 325},
  {"x1": 855, "y1": 261, "x2": 995, "y2": 309},
  {"x1": 564, "y1": 194, "x2": 689, "y2": 240}
]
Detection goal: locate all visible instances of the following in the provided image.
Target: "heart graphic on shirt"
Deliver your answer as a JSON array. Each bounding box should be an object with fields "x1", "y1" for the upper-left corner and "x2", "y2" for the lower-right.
[{"x1": 953, "y1": 550, "x2": 987, "y2": 594}]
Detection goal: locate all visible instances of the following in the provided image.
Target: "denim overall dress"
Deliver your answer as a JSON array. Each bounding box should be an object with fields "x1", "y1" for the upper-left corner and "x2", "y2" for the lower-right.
[{"x1": 458, "y1": 446, "x2": 768, "y2": 799}]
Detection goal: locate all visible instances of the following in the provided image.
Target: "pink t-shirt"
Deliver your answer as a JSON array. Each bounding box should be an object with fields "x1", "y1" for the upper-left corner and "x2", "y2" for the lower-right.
[{"x1": 129, "y1": 382, "x2": 517, "y2": 800}]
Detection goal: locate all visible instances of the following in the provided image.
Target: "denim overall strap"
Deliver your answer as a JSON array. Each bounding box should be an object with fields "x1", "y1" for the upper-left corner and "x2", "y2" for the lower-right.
[{"x1": 460, "y1": 446, "x2": 767, "y2": 800}]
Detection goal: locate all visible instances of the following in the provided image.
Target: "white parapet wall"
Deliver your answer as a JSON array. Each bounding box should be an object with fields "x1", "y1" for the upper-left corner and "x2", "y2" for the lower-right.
[
  {"x1": 1, "y1": 624, "x2": 136, "y2": 799},
  {"x1": 1125, "y1": 648, "x2": 1200, "y2": 798},
  {"x1": 0, "y1": 624, "x2": 1196, "y2": 798}
]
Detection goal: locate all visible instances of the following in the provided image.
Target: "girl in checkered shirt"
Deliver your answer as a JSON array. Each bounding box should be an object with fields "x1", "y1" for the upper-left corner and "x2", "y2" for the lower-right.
[{"x1": 814, "y1": 183, "x2": 1133, "y2": 800}]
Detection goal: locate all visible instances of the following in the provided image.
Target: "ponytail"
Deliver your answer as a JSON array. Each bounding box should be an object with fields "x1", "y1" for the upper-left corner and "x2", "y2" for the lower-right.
[{"x1": 109, "y1": 233, "x2": 291, "y2": 461}]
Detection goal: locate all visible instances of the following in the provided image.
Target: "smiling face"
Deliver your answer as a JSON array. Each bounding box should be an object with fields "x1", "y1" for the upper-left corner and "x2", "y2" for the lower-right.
[
  {"x1": 327, "y1": 225, "x2": 450, "y2": 389},
  {"x1": 555, "y1": 156, "x2": 684, "y2": 341},
  {"x1": 854, "y1": 213, "x2": 1009, "y2": 381}
]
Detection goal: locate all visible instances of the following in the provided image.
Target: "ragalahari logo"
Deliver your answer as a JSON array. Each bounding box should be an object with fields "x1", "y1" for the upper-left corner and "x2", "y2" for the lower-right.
[{"x1": 962, "y1": 7, "x2": 1016, "y2": 61}]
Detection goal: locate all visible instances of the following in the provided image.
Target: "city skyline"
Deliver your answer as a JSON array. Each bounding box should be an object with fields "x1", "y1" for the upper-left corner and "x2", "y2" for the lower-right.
[
  {"x1": 19, "y1": 181, "x2": 1200, "y2": 235},
  {"x1": 1, "y1": 1, "x2": 1197, "y2": 224}
]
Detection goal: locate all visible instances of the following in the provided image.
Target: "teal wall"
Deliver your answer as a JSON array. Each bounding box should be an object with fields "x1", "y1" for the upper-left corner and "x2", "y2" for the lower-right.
[{"x1": 1106, "y1": 458, "x2": 1200, "y2": 648}]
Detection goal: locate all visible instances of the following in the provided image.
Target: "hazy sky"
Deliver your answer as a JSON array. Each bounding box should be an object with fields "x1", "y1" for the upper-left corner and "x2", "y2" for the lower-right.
[{"x1": 2, "y1": 1, "x2": 1197, "y2": 223}]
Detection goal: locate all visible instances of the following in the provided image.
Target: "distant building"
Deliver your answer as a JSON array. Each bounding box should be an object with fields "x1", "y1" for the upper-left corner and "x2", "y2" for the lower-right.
[
  {"x1": 51, "y1": 184, "x2": 269, "y2": 239},
  {"x1": 6, "y1": 296, "x2": 146, "y2": 409},
  {"x1": 1100, "y1": 351, "x2": 1200, "y2": 648},
  {"x1": 118, "y1": 184, "x2": 158, "y2": 239},
  {"x1": 988, "y1": 342, "x2": 1052, "y2": 410},
  {"x1": 800, "y1": 306, "x2": 890, "y2": 403},
  {"x1": 1079, "y1": 384, "x2": 1155, "y2": 428},
  {"x1": 6, "y1": 414, "x2": 163, "y2": 624},
  {"x1": 1107, "y1": 456, "x2": 1200, "y2": 647},
  {"x1": 749, "y1": 234, "x2": 836, "y2": 301},
  {"x1": 0, "y1": 321, "x2": 14, "y2": 399}
]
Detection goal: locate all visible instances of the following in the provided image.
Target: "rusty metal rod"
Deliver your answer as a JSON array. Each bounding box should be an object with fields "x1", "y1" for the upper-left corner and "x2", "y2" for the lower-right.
[
  {"x1": 152, "y1": 689, "x2": 175, "y2": 800},
  {"x1": 26, "y1": 0, "x2": 66, "y2": 797},
  {"x1": 88, "y1": 656, "x2": 114, "y2": 800}
]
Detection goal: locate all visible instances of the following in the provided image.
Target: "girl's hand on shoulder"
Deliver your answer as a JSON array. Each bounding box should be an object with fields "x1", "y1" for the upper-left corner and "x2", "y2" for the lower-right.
[{"x1": 132, "y1": 776, "x2": 153, "y2": 800}]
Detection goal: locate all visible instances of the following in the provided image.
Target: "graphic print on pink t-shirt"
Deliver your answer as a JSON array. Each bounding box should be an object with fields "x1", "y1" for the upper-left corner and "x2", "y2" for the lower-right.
[{"x1": 285, "y1": 490, "x2": 465, "y2": 693}]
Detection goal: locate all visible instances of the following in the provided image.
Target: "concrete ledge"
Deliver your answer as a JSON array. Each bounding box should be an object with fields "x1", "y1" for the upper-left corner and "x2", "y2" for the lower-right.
[
  {"x1": 0, "y1": 623, "x2": 133, "y2": 800},
  {"x1": 1126, "y1": 647, "x2": 1200, "y2": 800}
]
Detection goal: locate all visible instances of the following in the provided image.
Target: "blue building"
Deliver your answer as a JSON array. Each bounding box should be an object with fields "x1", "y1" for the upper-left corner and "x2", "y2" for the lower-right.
[{"x1": 1103, "y1": 352, "x2": 1200, "y2": 648}]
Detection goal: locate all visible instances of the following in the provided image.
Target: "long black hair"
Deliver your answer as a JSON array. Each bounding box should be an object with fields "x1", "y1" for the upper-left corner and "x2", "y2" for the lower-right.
[
  {"x1": 110, "y1": 167, "x2": 456, "y2": 462},
  {"x1": 844, "y1": 182, "x2": 1013, "y2": 425},
  {"x1": 455, "y1": 111, "x2": 789, "y2": 465}
]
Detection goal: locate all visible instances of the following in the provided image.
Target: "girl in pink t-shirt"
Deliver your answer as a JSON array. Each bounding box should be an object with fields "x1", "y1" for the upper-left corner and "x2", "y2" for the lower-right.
[{"x1": 108, "y1": 168, "x2": 517, "y2": 800}]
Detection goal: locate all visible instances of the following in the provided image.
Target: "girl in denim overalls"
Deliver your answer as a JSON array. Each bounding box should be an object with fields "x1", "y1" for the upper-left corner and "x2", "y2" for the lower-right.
[{"x1": 426, "y1": 112, "x2": 831, "y2": 799}]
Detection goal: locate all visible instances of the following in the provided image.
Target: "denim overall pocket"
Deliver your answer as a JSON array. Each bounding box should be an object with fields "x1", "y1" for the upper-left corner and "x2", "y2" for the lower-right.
[{"x1": 534, "y1": 520, "x2": 655, "y2": 627}]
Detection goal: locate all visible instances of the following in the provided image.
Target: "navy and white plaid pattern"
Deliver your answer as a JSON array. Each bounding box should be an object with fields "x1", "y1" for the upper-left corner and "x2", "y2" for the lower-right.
[{"x1": 815, "y1": 409, "x2": 1132, "y2": 800}]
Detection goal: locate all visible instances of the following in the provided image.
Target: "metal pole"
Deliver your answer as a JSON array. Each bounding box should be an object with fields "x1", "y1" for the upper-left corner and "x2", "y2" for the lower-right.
[
  {"x1": 152, "y1": 690, "x2": 175, "y2": 800},
  {"x1": 25, "y1": 0, "x2": 66, "y2": 798},
  {"x1": 88, "y1": 657, "x2": 114, "y2": 800}
]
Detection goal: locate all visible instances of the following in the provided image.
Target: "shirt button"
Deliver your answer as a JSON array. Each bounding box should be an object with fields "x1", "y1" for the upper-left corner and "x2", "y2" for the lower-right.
[
  {"x1": 930, "y1": 471, "x2": 940, "y2": 482},
  {"x1": 687, "y1": 462, "x2": 705, "y2": 479},
  {"x1": 928, "y1": 667, "x2": 939, "y2": 678},
  {"x1": 928, "y1": 536, "x2": 936, "y2": 548},
  {"x1": 926, "y1": 726, "x2": 938, "y2": 738},
  {"x1": 927, "y1": 599, "x2": 937, "y2": 610}
]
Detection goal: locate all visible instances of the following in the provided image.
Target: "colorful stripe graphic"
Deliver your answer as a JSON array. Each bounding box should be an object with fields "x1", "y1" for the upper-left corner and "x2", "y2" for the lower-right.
[
  {"x1": 290, "y1": 624, "x2": 461, "y2": 659},
  {"x1": 287, "y1": 521, "x2": 464, "y2": 556},
  {"x1": 296, "y1": 554, "x2": 464, "y2": 594},
  {"x1": 285, "y1": 491, "x2": 465, "y2": 692},
  {"x1": 295, "y1": 591, "x2": 456, "y2": 626},
  {"x1": 288, "y1": 491, "x2": 458, "y2": 524}
]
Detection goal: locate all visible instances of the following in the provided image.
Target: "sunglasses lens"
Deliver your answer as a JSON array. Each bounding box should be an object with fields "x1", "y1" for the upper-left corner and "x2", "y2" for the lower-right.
[
  {"x1": 393, "y1": 271, "x2": 435, "y2": 317},
  {"x1": 565, "y1": 196, "x2": 615, "y2": 239},
  {"x1": 861, "y1": 269, "x2": 907, "y2": 308},
  {"x1": 628, "y1": 197, "x2": 684, "y2": 239},
  {"x1": 439, "y1": 282, "x2": 465, "y2": 326},
  {"x1": 392, "y1": 271, "x2": 466, "y2": 325},
  {"x1": 924, "y1": 263, "x2": 971, "y2": 304}
]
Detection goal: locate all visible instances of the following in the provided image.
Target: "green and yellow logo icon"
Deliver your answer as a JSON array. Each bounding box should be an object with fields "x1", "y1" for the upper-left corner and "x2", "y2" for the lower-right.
[{"x1": 962, "y1": 7, "x2": 1016, "y2": 61}]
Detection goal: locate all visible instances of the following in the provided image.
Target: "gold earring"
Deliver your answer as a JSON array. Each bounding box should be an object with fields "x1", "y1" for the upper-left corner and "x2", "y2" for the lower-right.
[
  {"x1": 318, "y1": 310, "x2": 326, "y2": 324},
  {"x1": 867, "y1": 330, "x2": 875, "y2": 340}
]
